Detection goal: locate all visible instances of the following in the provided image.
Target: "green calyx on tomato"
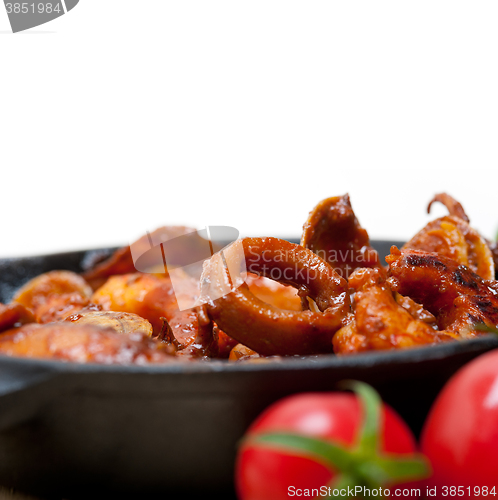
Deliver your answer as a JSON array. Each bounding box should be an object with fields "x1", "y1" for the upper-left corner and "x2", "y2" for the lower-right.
[{"x1": 242, "y1": 382, "x2": 430, "y2": 490}]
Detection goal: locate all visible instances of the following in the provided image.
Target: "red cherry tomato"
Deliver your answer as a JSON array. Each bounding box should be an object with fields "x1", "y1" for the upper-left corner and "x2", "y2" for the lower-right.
[
  {"x1": 421, "y1": 349, "x2": 498, "y2": 497},
  {"x1": 235, "y1": 383, "x2": 428, "y2": 500}
]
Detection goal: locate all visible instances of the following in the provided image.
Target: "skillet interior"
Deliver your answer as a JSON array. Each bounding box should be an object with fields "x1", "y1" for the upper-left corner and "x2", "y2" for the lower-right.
[{"x1": 1, "y1": 241, "x2": 497, "y2": 499}]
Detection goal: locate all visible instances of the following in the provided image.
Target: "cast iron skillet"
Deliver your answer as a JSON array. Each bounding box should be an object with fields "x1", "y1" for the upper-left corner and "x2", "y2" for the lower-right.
[{"x1": 1, "y1": 241, "x2": 498, "y2": 499}]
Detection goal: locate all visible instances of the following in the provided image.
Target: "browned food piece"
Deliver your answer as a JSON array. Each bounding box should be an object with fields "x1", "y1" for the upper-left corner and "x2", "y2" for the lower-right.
[
  {"x1": 12, "y1": 271, "x2": 93, "y2": 323},
  {"x1": 92, "y1": 273, "x2": 218, "y2": 357},
  {"x1": 394, "y1": 293, "x2": 438, "y2": 326},
  {"x1": 245, "y1": 273, "x2": 302, "y2": 311},
  {"x1": 82, "y1": 246, "x2": 135, "y2": 291},
  {"x1": 65, "y1": 310, "x2": 153, "y2": 337},
  {"x1": 33, "y1": 293, "x2": 91, "y2": 323},
  {"x1": 229, "y1": 343, "x2": 260, "y2": 361},
  {"x1": 427, "y1": 193, "x2": 470, "y2": 222},
  {"x1": 301, "y1": 194, "x2": 382, "y2": 279},
  {"x1": 81, "y1": 226, "x2": 199, "y2": 290},
  {"x1": 159, "y1": 317, "x2": 236, "y2": 359},
  {"x1": 404, "y1": 193, "x2": 494, "y2": 280},
  {"x1": 160, "y1": 307, "x2": 218, "y2": 359},
  {"x1": 387, "y1": 246, "x2": 498, "y2": 336},
  {"x1": 13, "y1": 270, "x2": 92, "y2": 308},
  {"x1": 487, "y1": 240, "x2": 498, "y2": 280},
  {"x1": 204, "y1": 237, "x2": 350, "y2": 356},
  {"x1": 331, "y1": 317, "x2": 364, "y2": 355},
  {"x1": 404, "y1": 215, "x2": 494, "y2": 280},
  {"x1": 216, "y1": 327, "x2": 239, "y2": 358},
  {"x1": 333, "y1": 268, "x2": 454, "y2": 355},
  {"x1": 92, "y1": 274, "x2": 182, "y2": 334},
  {"x1": 0, "y1": 302, "x2": 35, "y2": 333},
  {"x1": 0, "y1": 323, "x2": 176, "y2": 364}
]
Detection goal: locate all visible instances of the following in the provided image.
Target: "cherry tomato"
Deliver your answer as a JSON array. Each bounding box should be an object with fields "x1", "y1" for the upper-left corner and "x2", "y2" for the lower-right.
[
  {"x1": 421, "y1": 349, "x2": 498, "y2": 497},
  {"x1": 235, "y1": 382, "x2": 429, "y2": 500}
]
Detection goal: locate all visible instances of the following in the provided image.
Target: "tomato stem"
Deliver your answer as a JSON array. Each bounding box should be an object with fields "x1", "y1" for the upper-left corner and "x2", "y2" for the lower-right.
[{"x1": 342, "y1": 381, "x2": 381, "y2": 454}]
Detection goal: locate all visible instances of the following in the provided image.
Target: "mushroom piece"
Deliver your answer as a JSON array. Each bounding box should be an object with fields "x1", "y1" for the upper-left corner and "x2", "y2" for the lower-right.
[{"x1": 65, "y1": 310, "x2": 154, "y2": 337}]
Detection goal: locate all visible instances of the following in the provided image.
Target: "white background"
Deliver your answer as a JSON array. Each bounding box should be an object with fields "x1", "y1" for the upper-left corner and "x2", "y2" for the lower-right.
[{"x1": 1, "y1": 1, "x2": 497, "y2": 258}]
